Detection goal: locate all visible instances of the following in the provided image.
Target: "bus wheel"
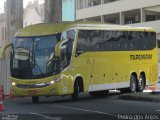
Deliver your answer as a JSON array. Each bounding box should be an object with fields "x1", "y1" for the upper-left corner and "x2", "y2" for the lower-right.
[
  {"x1": 32, "y1": 96, "x2": 39, "y2": 103},
  {"x1": 89, "y1": 90, "x2": 109, "y2": 97},
  {"x1": 130, "y1": 75, "x2": 137, "y2": 93},
  {"x1": 71, "y1": 81, "x2": 79, "y2": 101},
  {"x1": 137, "y1": 74, "x2": 145, "y2": 92}
]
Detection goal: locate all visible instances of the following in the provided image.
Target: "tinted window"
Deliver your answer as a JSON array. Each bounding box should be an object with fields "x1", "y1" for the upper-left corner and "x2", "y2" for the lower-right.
[
  {"x1": 77, "y1": 30, "x2": 156, "y2": 52},
  {"x1": 158, "y1": 40, "x2": 160, "y2": 48},
  {"x1": 76, "y1": 30, "x2": 90, "y2": 52},
  {"x1": 60, "y1": 30, "x2": 75, "y2": 69}
]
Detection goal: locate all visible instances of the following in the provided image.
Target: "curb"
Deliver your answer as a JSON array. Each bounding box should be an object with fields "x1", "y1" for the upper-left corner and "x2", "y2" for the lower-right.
[{"x1": 119, "y1": 92, "x2": 160, "y2": 103}]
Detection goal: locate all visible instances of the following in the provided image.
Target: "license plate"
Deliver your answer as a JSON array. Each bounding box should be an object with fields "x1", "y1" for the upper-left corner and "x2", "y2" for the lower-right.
[{"x1": 28, "y1": 90, "x2": 37, "y2": 95}]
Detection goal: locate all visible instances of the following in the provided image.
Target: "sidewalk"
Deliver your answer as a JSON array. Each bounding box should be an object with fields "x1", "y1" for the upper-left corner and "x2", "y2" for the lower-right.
[{"x1": 119, "y1": 92, "x2": 160, "y2": 102}]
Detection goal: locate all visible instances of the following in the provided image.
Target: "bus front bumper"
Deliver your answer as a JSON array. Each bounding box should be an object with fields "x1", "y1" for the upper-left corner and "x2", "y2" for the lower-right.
[
  {"x1": 10, "y1": 75, "x2": 73, "y2": 97},
  {"x1": 11, "y1": 83, "x2": 63, "y2": 97}
]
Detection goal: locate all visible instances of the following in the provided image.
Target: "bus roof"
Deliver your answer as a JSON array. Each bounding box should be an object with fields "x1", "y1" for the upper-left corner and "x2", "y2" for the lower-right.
[{"x1": 16, "y1": 22, "x2": 155, "y2": 37}]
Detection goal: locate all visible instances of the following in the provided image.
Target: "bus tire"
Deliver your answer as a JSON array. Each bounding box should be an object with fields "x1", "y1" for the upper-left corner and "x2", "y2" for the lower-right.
[
  {"x1": 130, "y1": 75, "x2": 137, "y2": 93},
  {"x1": 71, "y1": 81, "x2": 79, "y2": 101},
  {"x1": 137, "y1": 74, "x2": 145, "y2": 92},
  {"x1": 32, "y1": 96, "x2": 39, "y2": 103}
]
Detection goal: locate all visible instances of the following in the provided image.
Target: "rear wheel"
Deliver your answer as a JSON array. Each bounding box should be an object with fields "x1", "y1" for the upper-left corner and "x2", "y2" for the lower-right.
[
  {"x1": 137, "y1": 74, "x2": 145, "y2": 92},
  {"x1": 32, "y1": 96, "x2": 39, "y2": 103},
  {"x1": 120, "y1": 75, "x2": 137, "y2": 93},
  {"x1": 71, "y1": 81, "x2": 79, "y2": 101},
  {"x1": 130, "y1": 75, "x2": 137, "y2": 93}
]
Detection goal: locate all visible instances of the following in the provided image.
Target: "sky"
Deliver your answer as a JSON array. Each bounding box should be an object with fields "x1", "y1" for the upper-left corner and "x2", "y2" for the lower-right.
[
  {"x1": 0, "y1": 0, "x2": 5, "y2": 13},
  {"x1": 0, "y1": 0, "x2": 44, "y2": 13},
  {"x1": 23, "y1": 0, "x2": 44, "y2": 8}
]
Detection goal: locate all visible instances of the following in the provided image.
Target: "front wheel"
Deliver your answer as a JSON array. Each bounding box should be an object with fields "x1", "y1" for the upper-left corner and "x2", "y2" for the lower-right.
[
  {"x1": 137, "y1": 74, "x2": 145, "y2": 92},
  {"x1": 32, "y1": 96, "x2": 39, "y2": 103},
  {"x1": 71, "y1": 81, "x2": 79, "y2": 101}
]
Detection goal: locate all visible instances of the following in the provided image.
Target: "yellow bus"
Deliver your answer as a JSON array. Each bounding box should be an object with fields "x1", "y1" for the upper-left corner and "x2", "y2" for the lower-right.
[{"x1": 1, "y1": 22, "x2": 158, "y2": 103}]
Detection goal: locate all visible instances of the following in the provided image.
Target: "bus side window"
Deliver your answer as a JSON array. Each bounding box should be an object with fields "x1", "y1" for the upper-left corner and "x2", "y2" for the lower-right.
[
  {"x1": 150, "y1": 32, "x2": 156, "y2": 49},
  {"x1": 144, "y1": 32, "x2": 149, "y2": 50},
  {"x1": 112, "y1": 31, "x2": 118, "y2": 51},
  {"x1": 60, "y1": 44, "x2": 68, "y2": 69},
  {"x1": 132, "y1": 32, "x2": 139, "y2": 50},
  {"x1": 142, "y1": 32, "x2": 146, "y2": 50},
  {"x1": 99, "y1": 31, "x2": 105, "y2": 51},
  {"x1": 104, "y1": 31, "x2": 111, "y2": 51},
  {"x1": 105, "y1": 31, "x2": 113, "y2": 51},
  {"x1": 66, "y1": 30, "x2": 75, "y2": 61},
  {"x1": 138, "y1": 32, "x2": 142, "y2": 50},
  {"x1": 158, "y1": 39, "x2": 160, "y2": 48},
  {"x1": 121, "y1": 31, "x2": 128, "y2": 50},
  {"x1": 125, "y1": 32, "x2": 130, "y2": 50},
  {"x1": 128, "y1": 31, "x2": 133, "y2": 50},
  {"x1": 76, "y1": 30, "x2": 89, "y2": 56},
  {"x1": 60, "y1": 30, "x2": 75, "y2": 69},
  {"x1": 89, "y1": 30, "x2": 101, "y2": 51}
]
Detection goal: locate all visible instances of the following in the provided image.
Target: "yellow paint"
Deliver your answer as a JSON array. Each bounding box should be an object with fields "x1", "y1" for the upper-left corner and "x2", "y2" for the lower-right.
[
  {"x1": 10, "y1": 22, "x2": 158, "y2": 97},
  {"x1": 0, "y1": 43, "x2": 12, "y2": 59}
]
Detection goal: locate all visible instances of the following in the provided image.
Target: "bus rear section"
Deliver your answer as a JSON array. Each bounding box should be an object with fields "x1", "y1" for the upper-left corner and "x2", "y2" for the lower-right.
[{"x1": 75, "y1": 29, "x2": 158, "y2": 95}]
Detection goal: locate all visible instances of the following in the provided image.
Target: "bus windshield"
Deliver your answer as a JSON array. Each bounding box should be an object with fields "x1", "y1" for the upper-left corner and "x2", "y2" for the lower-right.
[{"x1": 11, "y1": 34, "x2": 60, "y2": 79}]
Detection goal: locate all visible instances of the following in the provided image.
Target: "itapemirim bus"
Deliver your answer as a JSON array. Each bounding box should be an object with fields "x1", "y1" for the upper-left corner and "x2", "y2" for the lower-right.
[{"x1": 1, "y1": 22, "x2": 158, "y2": 103}]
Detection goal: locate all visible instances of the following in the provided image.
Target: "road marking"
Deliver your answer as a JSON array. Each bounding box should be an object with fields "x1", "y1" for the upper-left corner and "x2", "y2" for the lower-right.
[
  {"x1": 54, "y1": 105, "x2": 117, "y2": 117},
  {"x1": 155, "y1": 110, "x2": 160, "y2": 112},
  {"x1": 143, "y1": 89, "x2": 152, "y2": 93},
  {"x1": 31, "y1": 113, "x2": 62, "y2": 120}
]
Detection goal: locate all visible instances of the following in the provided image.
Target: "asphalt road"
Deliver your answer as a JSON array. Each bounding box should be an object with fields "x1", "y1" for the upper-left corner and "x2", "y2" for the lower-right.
[{"x1": 2, "y1": 92, "x2": 160, "y2": 120}]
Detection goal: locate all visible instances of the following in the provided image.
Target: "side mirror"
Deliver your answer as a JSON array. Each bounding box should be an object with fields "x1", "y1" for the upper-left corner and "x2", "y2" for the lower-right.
[
  {"x1": 0, "y1": 43, "x2": 12, "y2": 59},
  {"x1": 55, "y1": 40, "x2": 68, "y2": 57},
  {"x1": 55, "y1": 41, "x2": 62, "y2": 57}
]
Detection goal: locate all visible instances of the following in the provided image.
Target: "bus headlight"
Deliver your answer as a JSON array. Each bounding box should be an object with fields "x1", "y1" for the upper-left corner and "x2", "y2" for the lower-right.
[
  {"x1": 12, "y1": 82, "x2": 16, "y2": 86},
  {"x1": 35, "y1": 83, "x2": 46, "y2": 87},
  {"x1": 50, "y1": 80, "x2": 55, "y2": 84}
]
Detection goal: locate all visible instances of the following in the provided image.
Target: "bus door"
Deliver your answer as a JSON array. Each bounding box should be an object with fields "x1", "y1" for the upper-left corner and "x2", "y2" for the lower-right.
[{"x1": 73, "y1": 30, "x2": 93, "y2": 92}]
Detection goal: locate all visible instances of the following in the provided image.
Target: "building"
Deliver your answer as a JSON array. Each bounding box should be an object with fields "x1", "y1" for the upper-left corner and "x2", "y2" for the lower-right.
[
  {"x1": 0, "y1": 13, "x2": 10, "y2": 96},
  {"x1": 0, "y1": 13, "x2": 6, "y2": 48},
  {"x1": 6, "y1": 0, "x2": 23, "y2": 43},
  {"x1": 76, "y1": 0, "x2": 160, "y2": 39},
  {"x1": 62, "y1": 0, "x2": 75, "y2": 21},
  {"x1": 23, "y1": 0, "x2": 44, "y2": 27},
  {"x1": 44, "y1": 0, "x2": 62, "y2": 22}
]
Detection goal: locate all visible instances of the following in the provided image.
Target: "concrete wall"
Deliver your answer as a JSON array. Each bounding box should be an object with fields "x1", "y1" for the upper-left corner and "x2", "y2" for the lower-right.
[
  {"x1": 6, "y1": 0, "x2": 23, "y2": 42},
  {"x1": 44, "y1": 0, "x2": 62, "y2": 22},
  {"x1": 62, "y1": 0, "x2": 75, "y2": 21},
  {"x1": 23, "y1": 3, "x2": 44, "y2": 27},
  {"x1": 0, "y1": 14, "x2": 10, "y2": 95},
  {"x1": 76, "y1": 0, "x2": 160, "y2": 20},
  {"x1": 0, "y1": 15, "x2": 7, "y2": 48},
  {"x1": 129, "y1": 20, "x2": 160, "y2": 35},
  {"x1": 0, "y1": 0, "x2": 23, "y2": 95},
  {"x1": 23, "y1": 8, "x2": 42, "y2": 27},
  {"x1": 0, "y1": 59, "x2": 10, "y2": 95}
]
